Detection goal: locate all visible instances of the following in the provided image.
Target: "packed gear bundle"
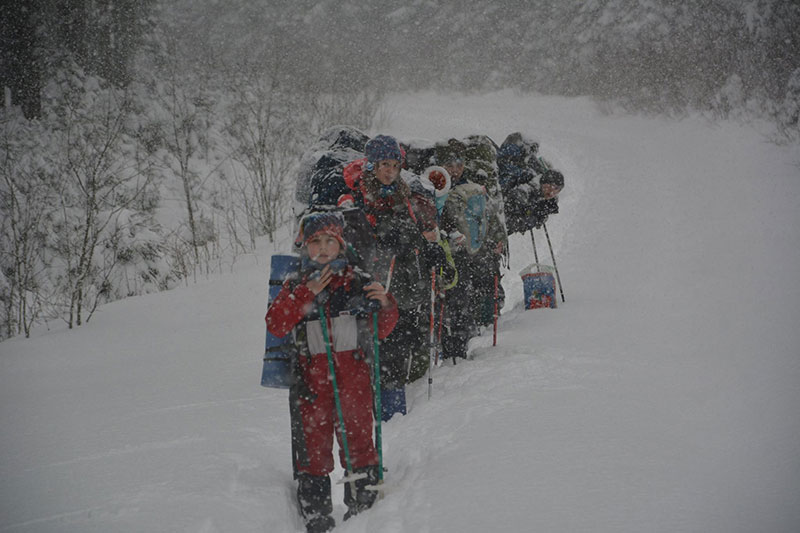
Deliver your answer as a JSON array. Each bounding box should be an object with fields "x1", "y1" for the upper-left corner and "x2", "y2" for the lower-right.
[
  {"x1": 497, "y1": 131, "x2": 565, "y2": 236},
  {"x1": 446, "y1": 183, "x2": 488, "y2": 255},
  {"x1": 294, "y1": 126, "x2": 370, "y2": 208},
  {"x1": 463, "y1": 134, "x2": 501, "y2": 197},
  {"x1": 401, "y1": 138, "x2": 437, "y2": 175}
]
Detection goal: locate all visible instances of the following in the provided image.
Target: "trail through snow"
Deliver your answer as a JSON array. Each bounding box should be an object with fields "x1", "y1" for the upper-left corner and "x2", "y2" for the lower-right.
[{"x1": 2, "y1": 92, "x2": 799, "y2": 532}]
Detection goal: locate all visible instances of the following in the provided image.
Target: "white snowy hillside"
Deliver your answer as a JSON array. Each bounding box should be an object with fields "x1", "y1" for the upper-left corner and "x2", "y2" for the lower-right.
[{"x1": 1, "y1": 92, "x2": 799, "y2": 533}]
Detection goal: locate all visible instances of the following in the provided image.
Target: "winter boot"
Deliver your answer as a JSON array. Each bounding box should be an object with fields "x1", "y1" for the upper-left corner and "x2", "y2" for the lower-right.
[
  {"x1": 343, "y1": 464, "x2": 380, "y2": 520},
  {"x1": 442, "y1": 333, "x2": 468, "y2": 361},
  {"x1": 297, "y1": 473, "x2": 335, "y2": 533}
]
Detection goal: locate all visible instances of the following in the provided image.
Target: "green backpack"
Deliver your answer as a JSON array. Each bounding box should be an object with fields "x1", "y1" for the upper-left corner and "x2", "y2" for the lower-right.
[
  {"x1": 447, "y1": 182, "x2": 489, "y2": 255},
  {"x1": 463, "y1": 134, "x2": 500, "y2": 198}
]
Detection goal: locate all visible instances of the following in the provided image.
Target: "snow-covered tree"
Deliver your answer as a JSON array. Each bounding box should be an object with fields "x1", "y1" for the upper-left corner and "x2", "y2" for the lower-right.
[
  {"x1": 0, "y1": 109, "x2": 57, "y2": 337},
  {"x1": 41, "y1": 62, "x2": 155, "y2": 328}
]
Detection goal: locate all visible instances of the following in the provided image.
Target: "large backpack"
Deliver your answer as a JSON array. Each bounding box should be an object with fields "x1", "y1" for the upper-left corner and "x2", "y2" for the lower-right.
[
  {"x1": 463, "y1": 134, "x2": 500, "y2": 198},
  {"x1": 445, "y1": 182, "x2": 489, "y2": 255},
  {"x1": 401, "y1": 138, "x2": 436, "y2": 175},
  {"x1": 292, "y1": 127, "x2": 378, "y2": 272},
  {"x1": 293, "y1": 126, "x2": 369, "y2": 208},
  {"x1": 497, "y1": 132, "x2": 564, "y2": 235}
]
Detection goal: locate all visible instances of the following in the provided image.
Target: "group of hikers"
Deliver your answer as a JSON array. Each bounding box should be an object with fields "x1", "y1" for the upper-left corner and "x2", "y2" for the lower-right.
[{"x1": 265, "y1": 128, "x2": 564, "y2": 532}]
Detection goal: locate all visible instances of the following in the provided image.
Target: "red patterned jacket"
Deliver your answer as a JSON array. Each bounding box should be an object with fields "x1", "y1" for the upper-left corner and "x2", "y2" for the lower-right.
[{"x1": 266, "y1": 265, "x2": 398, "y2": 356}]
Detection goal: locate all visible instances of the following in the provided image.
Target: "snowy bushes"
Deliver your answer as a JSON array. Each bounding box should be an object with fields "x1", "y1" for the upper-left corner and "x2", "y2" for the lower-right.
[
  {"x1": 0, "y1": 109, "x2": 56, "y2": 338},
  {"x1": 775, "y1": 68, "x2": 800, "y2": 143},
  {"x1": 1, "y1": 50, "x2": 386, "y2": 340}
]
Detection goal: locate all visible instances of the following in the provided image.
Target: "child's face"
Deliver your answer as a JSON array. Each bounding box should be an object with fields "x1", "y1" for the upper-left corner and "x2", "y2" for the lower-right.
[
  {"x1": 540, "y1": 183, "x2": 562, "y2": 199},
  {"x1": 306, "y1": 234, "x2": 341, "y2": 264},
  {"x1": 444, "y1": 160, "x2": 464, "y2": 181},
  {"x1": 375, "y1": 159, "x2": 401, "y2": 185}
]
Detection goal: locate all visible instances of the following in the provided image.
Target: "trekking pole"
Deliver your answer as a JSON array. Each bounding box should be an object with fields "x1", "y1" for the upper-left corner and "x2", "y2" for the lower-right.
[
  {"x1": 493, "y1": 274, "x2": 499, "y2": 346},
  {"x1": 405, "y1": 348, "x2": 415, "y2": 383},
  {"x1": 428, "y1": 268, "x2": 436, "y2": 400},
  {"x1": 384, "y1": 256, "x2": 396, "y2": 293},
  {"x1": 436, "y1": 299, "x2": 444, "y2": 365},
  {"x1": 530, "y1": 229, "x2": 541, "y2": 272},
  {"x1": 372, "y1": 311, "x2": 384, "y2": 486},
  {"x1": 543, "y1": 222, "x2": 565, "y2": 303},
  {"x1": 318, "y1": 306, "x2": 356, "y2": 494}
]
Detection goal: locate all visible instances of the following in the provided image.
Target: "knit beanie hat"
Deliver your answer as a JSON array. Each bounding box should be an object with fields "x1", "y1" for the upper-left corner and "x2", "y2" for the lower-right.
[
  {"x1": 365, "y1": 135, "x2": 403, "y2": 164},
  {"x1": 298, "y1": 211, "x2": 346, "y2": 248}
]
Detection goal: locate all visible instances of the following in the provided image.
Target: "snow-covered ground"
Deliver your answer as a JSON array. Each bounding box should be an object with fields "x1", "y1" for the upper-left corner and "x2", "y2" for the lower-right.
[{"x1": 2, "y1": 92, "x2": 799, "y2": 533}]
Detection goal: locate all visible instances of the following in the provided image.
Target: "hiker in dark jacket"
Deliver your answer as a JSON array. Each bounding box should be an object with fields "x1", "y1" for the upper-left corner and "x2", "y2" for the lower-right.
[
  {"x1": 461, "y1": 134, "x2": 508, "y2": 326},
  {"x1": 437, "y1": 139, "x2": 508, "y2": 360},
  {"x1": 497, "y1": 132, "x2": 565, "y2": 235},
  {"x1": 341, "y1": 135, "x2": 446, "y2": 420}
]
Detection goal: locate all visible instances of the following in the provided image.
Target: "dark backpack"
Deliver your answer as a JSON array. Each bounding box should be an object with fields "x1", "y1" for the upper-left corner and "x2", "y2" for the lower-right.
[
  {"x1": 292, "y1": 127, "x2": 379, "y2": 272},
  {"x1": 294, "y1": 126, "x2": 369, "y2": 207},
  {"x1": 401, "y1": 139, "x2": 436, "y2": 175},
  {"x1": 498, "y1": 133, "x2": 564, "y2": 235}
]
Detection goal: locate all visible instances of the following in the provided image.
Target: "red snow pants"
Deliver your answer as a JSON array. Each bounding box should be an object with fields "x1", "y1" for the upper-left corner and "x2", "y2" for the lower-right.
[{"x1": 296, "y1": 351, "x2": 378, "y2": 476}]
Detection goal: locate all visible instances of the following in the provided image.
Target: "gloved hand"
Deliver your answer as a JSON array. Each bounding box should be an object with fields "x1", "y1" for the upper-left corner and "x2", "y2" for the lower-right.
[
  {"x1": 440, "y1": 261, "x2": 457, "y2": 288},
  {"x1": 535, "y1": 198, "x2": 559, "y2": 217},
  {"x1": 448, "y1": 231, "x2": 467, "y2": 251}
]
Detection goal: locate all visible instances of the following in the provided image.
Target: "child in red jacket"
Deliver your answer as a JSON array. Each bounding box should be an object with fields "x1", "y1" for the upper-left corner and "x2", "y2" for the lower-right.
[{"x1": 266, "y1": 211, "x2": 398, "y2": 533}]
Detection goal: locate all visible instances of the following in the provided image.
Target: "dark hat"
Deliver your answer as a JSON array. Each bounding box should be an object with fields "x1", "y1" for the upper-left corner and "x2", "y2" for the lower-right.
[
  {"x1": 497, "y1": 142, "x2": 524, "y2": 162},
  {"x1": 540, "y1": 169, "x2": 564, "y2": 188},
  {"x1": 297, "y1": 211, "x2": 346, "y2": 248},
  {"x1": 434, "y1": 138, "x2": 467, "y2": 165},
  {"x1": 365, "y1": 135, "x2": 403, "y2": 164},
  {"x1": 499, "y1": 132, "x2": 538, "y2": 163}
]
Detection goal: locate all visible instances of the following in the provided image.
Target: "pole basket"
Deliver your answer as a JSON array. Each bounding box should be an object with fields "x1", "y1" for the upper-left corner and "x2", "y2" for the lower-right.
[{"x1": 519, "y1": 263, "x2": 558, "y2": 310}]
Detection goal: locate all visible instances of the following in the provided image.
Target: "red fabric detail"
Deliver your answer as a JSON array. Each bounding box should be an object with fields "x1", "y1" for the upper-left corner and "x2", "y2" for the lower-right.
[
  {"x1": 405, "y1": 198, "x2": 418, "y2": 224},
  {"x1": 377, "y1": 293, "x2": 399, "y2": 339},
  {"x1": 428, "y1": 170, "x2": 447, "y2": 190},
  {"x1": 265, "y1": 266, "x2": 399, "y2": 476},
  {"x1": 337, "y1": 194, "x2": 355, "y2": 208},
  {"x1": 296, "y1": 352, "x2": 378, "y2": 475},
  {"x1": 265, "y1": 269, "x2": 399, "y2": 342},
  {"x1": 343, "y1": 158, "x2": 366, "y2": 191},
  {"x1": 265, "y1": 282, "x2": 315, "y2": 338}
]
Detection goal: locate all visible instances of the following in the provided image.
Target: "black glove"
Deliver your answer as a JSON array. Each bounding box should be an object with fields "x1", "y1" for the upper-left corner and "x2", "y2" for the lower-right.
[{"x1": 534, "y1": 198, "x2": 559, "y2": 217}]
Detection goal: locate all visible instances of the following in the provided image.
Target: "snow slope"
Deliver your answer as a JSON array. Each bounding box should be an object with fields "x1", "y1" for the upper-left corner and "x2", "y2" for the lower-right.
[{"x1": 2, "y1": 92, "x2": 799, "y2": 533}]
